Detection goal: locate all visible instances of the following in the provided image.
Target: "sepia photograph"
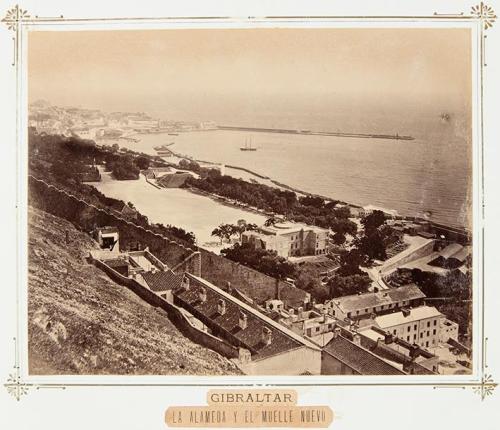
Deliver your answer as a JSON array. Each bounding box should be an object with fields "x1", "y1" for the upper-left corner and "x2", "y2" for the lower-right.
[{"x1": 26, "y1": 26, "x2": 473, "y2": 377}]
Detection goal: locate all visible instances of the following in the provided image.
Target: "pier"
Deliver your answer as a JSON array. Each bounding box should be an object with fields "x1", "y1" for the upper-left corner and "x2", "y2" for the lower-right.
[{"x1": 217, "y1": 125, "x2": 414, "y2": 141}]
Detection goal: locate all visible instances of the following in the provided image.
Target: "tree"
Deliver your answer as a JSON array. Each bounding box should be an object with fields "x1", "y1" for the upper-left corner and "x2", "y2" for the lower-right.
[
  {"x1": 221, "y1": 243, "x2": 295, "y2": 280},
  {"x1": 211, "y1": 227, "x2": 224, "y2": 244},
  {"x1": 357, "y1": 230, "x2": 387, "y2": 261},
  {"x1": 135, "y1": 156, "x2": 150, "y2": 170},
  {"x1": 331, "y1": 231, "x2": 346, "y2": 246},
  {"x1": 337, "y1": 249, "x2": 366, "y2": 276},
  {"x1": 361, "y1": 210, "x2": 386, "y2": 235},
  {"x1": 327, "y1": 274, "x2": 371, "y2": 299}
]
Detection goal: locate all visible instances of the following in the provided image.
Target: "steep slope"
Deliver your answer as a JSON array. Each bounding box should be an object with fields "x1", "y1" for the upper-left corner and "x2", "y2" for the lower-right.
[{"x1": 28, "y1": 206, "x2": 240, "y2": 375}]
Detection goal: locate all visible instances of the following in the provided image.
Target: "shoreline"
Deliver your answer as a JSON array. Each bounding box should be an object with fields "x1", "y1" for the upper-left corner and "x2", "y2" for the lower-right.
[{"x1": 150, "y1": 142, "x2": 469, "y2": 236}]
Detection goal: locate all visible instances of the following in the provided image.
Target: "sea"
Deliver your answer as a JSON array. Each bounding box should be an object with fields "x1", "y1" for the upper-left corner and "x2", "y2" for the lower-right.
[{"x1": 114, "y1": 109, "x2": 471, "y2": 231}]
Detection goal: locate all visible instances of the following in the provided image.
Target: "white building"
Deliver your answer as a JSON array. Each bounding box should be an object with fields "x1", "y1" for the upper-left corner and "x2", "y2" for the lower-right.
[
  {"x1": 242, "y1": 221, "x2": 330, "y2": 258},
  {"x1": 374, "y1": 306, "x2": 445, "y2": 350}
]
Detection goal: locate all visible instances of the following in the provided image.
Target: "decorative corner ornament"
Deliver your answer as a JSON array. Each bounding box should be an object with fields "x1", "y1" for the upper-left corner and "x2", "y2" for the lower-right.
[
  {"x1": 1, "y1": 4, "x2": 29, "y2": 31},
  {"x1": 471, "y1": 2, "x2": 497, "y2": 29},
  {"x1": 4, "y1": 366, "x2": 30, "y2": 401},
  {"x1": 473, "y1": 374, "x2": 498, "y2": 400}
]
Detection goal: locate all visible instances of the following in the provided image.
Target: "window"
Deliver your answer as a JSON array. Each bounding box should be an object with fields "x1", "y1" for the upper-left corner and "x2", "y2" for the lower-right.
[
  {"x1": 434, "y1": 320, "x2": 437, "y2": 326},
  {"x1": 433, "y1": 329, "x2": 436, "y2": 335},
  {"x1": 365, "y1": 308, "x2": 368, "y2": 313},
  {"x1": 427, "y1": 331, "x2": 430, "y2": 337},
  {"x1": 347, "y1": 312, "x2": 351, "y2": 318},
  {"x1": 356, "y1": 310, "x2": 359, "y2": 315},
  {"x1": 393, "y1": 329, "x2": 397, "y2": 335},
  {"x1": 407, "y1": 326, "x2": 410, "y2": 332},
  {"x1": 414, "y1": 334, "x2": 417, "y2": 341},
  {"x1": 420, "y1": 333, "x2": 423, "y2": 339},
  {"x1": 426, "y1": 341, "x2": 429, "y2": 347},
  {"x1": 414, "y1": 324, "x2": 417, "y2": 331},
  {"x1": 427, "y1": 321, "x2": 430, "y2": 328},
  {"x1": 407, "y1": 336, "x2": 410, "y2": 342},
  {"x1": 432, "y1": 339, "x2": 435, "y2": 345}
]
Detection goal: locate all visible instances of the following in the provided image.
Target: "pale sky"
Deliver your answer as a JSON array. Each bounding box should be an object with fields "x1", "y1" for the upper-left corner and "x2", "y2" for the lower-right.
[{"x1": 28, "y1": 28, "x2": 471, "y2": 122}]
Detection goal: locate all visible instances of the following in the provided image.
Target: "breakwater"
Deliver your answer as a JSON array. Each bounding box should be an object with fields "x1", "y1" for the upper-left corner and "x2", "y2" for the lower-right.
[{"x1": 217, "y1": 125, "x2": 415, "y2": 141}]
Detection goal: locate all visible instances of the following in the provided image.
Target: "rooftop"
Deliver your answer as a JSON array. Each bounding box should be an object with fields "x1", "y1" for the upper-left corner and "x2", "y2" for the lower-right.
[
  {"x1": 323, "y1": 335, "x2": 405, "y2": 375},
  {"x1": 375, "y1": 306, "x2": 443, "y2": 329},
  {"x1": 174, "y1": 274, "x2": 320, "y2": 361},
  {"x1": 330, "y1": 284, "x2": 426, "y2": 314},
  {"x1": 142, "y1": 270, "x2": 182, "y2": 293},
  {"x1": 258, "y1": 221, "x2": 328, "y2": 236}
]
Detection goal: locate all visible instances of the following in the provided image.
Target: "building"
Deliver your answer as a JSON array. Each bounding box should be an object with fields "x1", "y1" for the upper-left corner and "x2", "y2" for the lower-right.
[
  {"x1": 140, "y1": 270, "x2": 182, "y2": 302},
  {"x1": 322, "y1": 284, "x2": 426, "y2": 321},
  {"x1": 374, "y1": 306, "x2": 444, "y2": 350},
  {"x1": 440, "y1": 318, "x2": 459, "y2": 343},
  {"x1": 321, "y1": 328, "x2": 405, "y2": 375},
  {"x1": 429, "y1": 243, "x2": 472, "y2": 269},
  {"x1": 241, "y1": 221, "x2": 330, "y2": 258},
  {"x1": 173, "y1": 273, "x2": 322, "y2": 375},
  {"x1": 95, "y1": 226, "x2": 120, "y2": 252}
]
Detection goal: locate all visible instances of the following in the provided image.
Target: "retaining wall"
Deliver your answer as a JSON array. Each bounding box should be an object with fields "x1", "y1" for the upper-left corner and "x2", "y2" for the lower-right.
[{"x1": 92, "y1": 258, "x2": 240, "y2": 359}]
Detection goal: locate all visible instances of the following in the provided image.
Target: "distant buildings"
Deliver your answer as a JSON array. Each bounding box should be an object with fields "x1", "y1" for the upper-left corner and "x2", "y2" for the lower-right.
[{"x1": 241, "y1": 221, "x2": 330, "y2": 258}]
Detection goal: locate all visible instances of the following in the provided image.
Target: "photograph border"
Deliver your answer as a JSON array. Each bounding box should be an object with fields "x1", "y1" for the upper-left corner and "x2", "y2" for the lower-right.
[{"x1": 2, "y1": 2, "x2": 497, "y2": 401}]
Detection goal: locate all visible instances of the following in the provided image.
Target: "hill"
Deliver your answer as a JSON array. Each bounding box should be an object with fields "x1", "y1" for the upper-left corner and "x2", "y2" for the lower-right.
[{"x1": 28, "y1": 206, "x2": 240, "y2": 375}]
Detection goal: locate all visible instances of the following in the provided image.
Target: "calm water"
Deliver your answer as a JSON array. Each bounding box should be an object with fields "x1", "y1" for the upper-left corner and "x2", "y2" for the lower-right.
[{"x1": 117, "y1": 122, "x2": 471, "y2": 229}]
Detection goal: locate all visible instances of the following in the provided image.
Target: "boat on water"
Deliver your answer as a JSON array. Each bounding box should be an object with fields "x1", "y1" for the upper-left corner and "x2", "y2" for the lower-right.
[
  {"x1": 240, "y1": 137, "x2": 257, "y2": 151},
  {"x1": 168, "y1": 132, "x2": 179, "y2": 136}
]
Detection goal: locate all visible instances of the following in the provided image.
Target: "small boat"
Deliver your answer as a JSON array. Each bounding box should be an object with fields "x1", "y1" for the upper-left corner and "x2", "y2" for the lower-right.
[
  {"x1": 240, "y1": 137, "x2": 257, "y2": 151},
  {"x1": 168, "y1": 133, "x2": 179, "y2": 136}
]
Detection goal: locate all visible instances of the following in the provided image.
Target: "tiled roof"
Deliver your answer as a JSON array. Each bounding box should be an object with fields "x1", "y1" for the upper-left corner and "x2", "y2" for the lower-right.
[
  {"x1": 332, "y1": 284, "x2": 426, "y2": 314},
  {"x1": 323, "y1": 335, "x2": 405, "y2": 375},
  {"x1": 174, "y1": 274, "x2": 320, "y2": 361},
  {"x1": 142, "y1": 270, "x2": 182, "y2": 293}
]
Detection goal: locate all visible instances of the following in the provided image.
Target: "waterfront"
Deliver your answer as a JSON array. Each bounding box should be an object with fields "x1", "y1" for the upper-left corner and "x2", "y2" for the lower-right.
[
  {"x1": 118, "y1": 126, "x2": 471, "y2": 229},
  {"x1": 92, "y1": 169, "x2": 267, "y2": 248}
]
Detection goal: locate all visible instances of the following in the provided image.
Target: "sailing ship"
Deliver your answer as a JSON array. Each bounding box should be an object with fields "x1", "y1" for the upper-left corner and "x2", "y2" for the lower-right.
[{"x1": 240, "y1": 137, "x2": 257, "y2": 151}]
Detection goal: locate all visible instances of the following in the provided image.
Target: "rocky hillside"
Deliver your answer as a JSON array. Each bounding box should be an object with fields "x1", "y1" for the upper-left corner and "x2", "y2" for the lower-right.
[{"x1": 28, "y1": 206, "x2": 240, "y2": 375}]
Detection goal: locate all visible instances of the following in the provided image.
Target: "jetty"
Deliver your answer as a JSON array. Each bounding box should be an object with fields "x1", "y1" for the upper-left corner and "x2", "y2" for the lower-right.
[{"x1": 218, "y1": 125, "x2": 414, "y2": 141}]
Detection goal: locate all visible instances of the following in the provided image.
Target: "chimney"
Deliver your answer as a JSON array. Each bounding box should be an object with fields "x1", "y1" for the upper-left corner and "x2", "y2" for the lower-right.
[
  {"x1": 402, "y1": 308, "x2": 411, "y2": 317},
  {"x1": 182, "y1": 275, "x2": 190, "y2": 291},
  {"x1": 261, "y1": 327, "x2": 272, "y2": 345},
  {"x1": 198, "y1": 287, "x2": 207, "y2": 303},
  {"x1": 298, "y1": 306, "x2": 303, "y2": 319},
  {"x1": 217, "y1": 299, "x2": 226, "y2": 315},
  {"x1": 238, "y1": 311, "x2": 248, "y2": 330},
  {"x1": 333, "y1": 327, "x2": 341, "y2": 339},
  {"x1": 384, "y1": 332, "x2": 394, "y2": 344},
  {"x1": 352, "y1": 333, "x2": 361, "y2": 346}
]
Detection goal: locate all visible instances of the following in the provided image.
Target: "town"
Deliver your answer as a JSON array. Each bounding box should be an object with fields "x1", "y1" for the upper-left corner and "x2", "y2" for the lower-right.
[{"x1": 27, "y1": 109, "x2": 473, "y2": 376}]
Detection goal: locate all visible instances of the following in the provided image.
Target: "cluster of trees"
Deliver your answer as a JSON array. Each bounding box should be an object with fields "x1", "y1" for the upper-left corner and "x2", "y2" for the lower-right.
[
  {"x1": 388, "y1": 268, "x2": 472, "y2": 336},
  {"x1": 220, "y1": 243, "x2": 296, "y2": 280},
  {"x1": 327, "y1": 274, "x2": 372, "y2": 298},
  {"x1": 211, "y1": 221, "x2": 258, "y2": 244},
  {"x1": 154, "y1": 223, "x2": 196, "y2": 246},
  {"x1": 184, "y1": 171, "x2": 357, "y2": 241}
]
